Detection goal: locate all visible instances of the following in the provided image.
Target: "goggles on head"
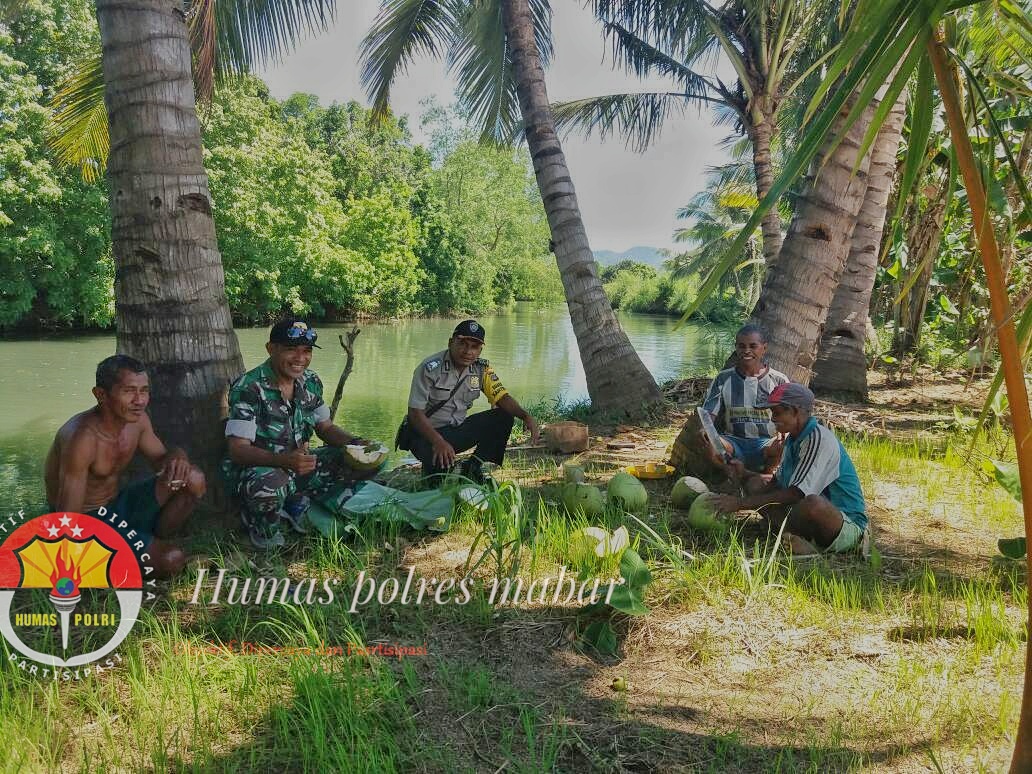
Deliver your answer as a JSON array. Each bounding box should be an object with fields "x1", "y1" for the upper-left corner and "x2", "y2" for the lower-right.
[{"x1": 286, "y1": 324, "x2": 318, "y2": 344}]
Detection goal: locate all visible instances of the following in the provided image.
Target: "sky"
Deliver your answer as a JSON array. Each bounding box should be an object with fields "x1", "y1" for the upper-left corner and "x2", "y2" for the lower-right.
[{"x1": 256, "y1": 1, "x2": 731, "y2": 254}]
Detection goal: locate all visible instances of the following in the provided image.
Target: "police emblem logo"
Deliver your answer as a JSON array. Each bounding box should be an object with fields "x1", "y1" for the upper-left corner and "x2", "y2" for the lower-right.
[
  {"x1": 425, "y1": 359, "x2": 441, "y2": 371},
  {"x1": 469, "y1": 322, "x2": 479, "y2": 332},
  {"x1": 469, "y1": 375, "x2": 480, "y2": 390}
]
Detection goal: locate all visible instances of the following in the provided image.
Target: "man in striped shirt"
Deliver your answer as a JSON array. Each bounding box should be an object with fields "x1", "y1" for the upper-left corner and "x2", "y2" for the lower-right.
[
  {"x1": 700, "y1": 324, "x2": 789, "y2": 472},
  {"x1": 712, "y1": 383, "x2": 868, "y2": 555}
]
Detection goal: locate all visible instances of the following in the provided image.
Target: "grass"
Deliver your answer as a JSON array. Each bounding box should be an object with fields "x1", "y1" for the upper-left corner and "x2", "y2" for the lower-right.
[{"x1": 0, "y1": 426, "x2": 1026, "y2": 771}]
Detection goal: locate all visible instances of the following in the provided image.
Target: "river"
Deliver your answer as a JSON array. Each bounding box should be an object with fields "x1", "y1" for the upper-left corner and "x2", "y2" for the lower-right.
[{"x1": 0, "y1": 305, "x2": 734, "y2": 508}]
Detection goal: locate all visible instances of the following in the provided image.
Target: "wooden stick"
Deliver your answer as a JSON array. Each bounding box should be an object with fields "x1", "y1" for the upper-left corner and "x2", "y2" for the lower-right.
[{"x1": 329, "y1": 326, "x2": 360, "y2": 422}]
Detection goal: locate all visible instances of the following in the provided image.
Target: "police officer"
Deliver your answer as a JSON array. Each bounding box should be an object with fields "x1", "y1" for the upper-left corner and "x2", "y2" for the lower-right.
[{"x1": 406, "y1": 320, "x2": 540, "y2": 482}]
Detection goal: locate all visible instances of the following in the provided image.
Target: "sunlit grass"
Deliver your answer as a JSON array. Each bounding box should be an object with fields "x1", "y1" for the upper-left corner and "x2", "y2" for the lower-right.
[{"x1": 0, "y1": 421, "x2": 1024, "y2": 770}]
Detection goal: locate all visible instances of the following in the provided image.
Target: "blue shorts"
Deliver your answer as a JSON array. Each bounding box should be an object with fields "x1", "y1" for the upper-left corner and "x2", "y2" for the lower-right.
[
  {"x1": 721, "y1": 435, "x2": 775, "y2": 472},
  {"x1": 50, "y1": 477, "x2": 162, "y2": 547}
]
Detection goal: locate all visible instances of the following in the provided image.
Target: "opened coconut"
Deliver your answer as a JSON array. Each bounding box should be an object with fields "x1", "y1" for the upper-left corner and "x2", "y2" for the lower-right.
[
  {"x1": 670, "y1": 476, "x2": 709, "y2": 509},
  {"x1": 607, "y1": 471, "x2": 648, "y2": 513},
  {"x1": 344, "y1": 443, "x2": 389, "y2": 471},
  {"x1": 686, "y1": 492, "x2": 731, "y2": 531},
  {"x1": 560, "y1": 483, "x2": 606, "y2": 517}
]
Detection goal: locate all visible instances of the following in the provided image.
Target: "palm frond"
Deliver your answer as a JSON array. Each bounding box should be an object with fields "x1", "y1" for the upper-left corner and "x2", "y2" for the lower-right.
[
  {"x1": 600, "y1": 20, "x2": 716, "y2": 90},
  {"x1": 448, "y1": 0, "x2": 518, "y2": 143},
  {"x1": 189, "y1": 0, "x2": 218, "y2": 101},
  {"x1": 210, "y1": 0, "x2": 336, "y2": 76},
  {"x1": 46, "y1": 51, "x2": 108, "y2": 183},
  {"x1": 550, "y1": 92, "x2": 694, "y2": 152},
  {"x1": 360, "y1": 0, "x2": 459, "y2": 119}
]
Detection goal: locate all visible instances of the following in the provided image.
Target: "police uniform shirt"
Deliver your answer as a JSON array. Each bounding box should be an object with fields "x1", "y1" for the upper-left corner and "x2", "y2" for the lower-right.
[{"x1": 408, "y1": 350, "x2": 509, "y2": 428}]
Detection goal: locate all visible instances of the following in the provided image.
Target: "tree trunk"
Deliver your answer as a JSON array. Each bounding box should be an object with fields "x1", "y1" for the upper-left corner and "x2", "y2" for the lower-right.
[
  {"x1": 895, "y1": 190, "x2": 947, "y2": 354},
  {"x1": 745, "y1": 96, "x2": 877, "y2": 384},
  {"x1": 501, "y1": 0, "x2": 661, "y2": 413},
  {"x1": 812, "y1": 92, "x2": 906, "y2": 397},
  {"x1": 96, "y1": 0, "x2": 244, "y2": 472},
  {"x1": 748, "y1": 107, "x2": 784, "y2": 265}
]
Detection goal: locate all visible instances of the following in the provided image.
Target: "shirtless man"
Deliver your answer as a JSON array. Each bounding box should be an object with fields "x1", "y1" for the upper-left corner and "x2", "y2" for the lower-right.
[{"x1": 44, "y1": 355, "x2": 205, "y2": 576}]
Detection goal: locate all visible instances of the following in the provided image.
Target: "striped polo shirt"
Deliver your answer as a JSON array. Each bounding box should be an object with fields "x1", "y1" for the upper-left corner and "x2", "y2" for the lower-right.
[{"x1": 702, "y1": 365, "x2": 789, "y2": 439}]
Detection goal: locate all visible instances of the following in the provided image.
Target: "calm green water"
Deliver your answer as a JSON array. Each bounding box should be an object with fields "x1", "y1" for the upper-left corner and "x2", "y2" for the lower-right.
[{"x1": 0, "y1": 305, "x2": 733, "y2": 509}]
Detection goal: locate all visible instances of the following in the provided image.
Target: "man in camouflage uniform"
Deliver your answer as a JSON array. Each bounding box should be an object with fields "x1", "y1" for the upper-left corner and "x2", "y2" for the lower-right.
[
  {"x1": 223, "y1": 318, "x2": 379, "y2": 548},
  {"x1": 405, "y1": 319, "x2": 540, "y2": 483}
]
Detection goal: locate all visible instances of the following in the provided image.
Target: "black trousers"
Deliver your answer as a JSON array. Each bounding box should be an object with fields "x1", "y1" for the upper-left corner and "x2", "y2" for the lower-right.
[{"x1": 409, "y1": 409, "x2": 515, "y2": 477}]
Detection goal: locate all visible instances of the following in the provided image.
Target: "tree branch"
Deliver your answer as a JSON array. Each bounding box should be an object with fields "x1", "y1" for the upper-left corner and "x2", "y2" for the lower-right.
[{"x1": 329, "y1": 326, "x2": 361, "y2": 422}]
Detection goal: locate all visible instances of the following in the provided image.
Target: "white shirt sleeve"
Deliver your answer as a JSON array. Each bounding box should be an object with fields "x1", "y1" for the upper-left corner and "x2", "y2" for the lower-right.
[{"x1": 788, "y1": 428, "x2": 840, "y2": 496}]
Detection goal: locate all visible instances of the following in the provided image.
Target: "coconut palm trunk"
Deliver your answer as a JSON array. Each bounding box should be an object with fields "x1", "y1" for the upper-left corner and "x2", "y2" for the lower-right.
[
  {"x1": 812, "y1": 93, "x2": 906, "y2": 396},
  {"x1": 746, "y1": 95, "x2": 878, "y2": 384},
  {"x1": 748, "y1": 106, "x2": 784, "y2": 265},
  {"x1": 501, "y1": 0, "x2": 661, "y2": 411},
  {"x1": 95, "y1": 0, "x2": 244, "y2": 467},
  {"x1": 894, "y1": 189, "x2": 948, "y2": 353}
]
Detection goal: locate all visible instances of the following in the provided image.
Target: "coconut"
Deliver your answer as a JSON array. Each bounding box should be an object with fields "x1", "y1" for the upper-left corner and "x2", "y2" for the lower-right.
[
  {"x1": 456, "y1": 486, "x2": 489, "y2": 512},
  {"x1": 343, "y1": 443, "x2": 389, "y2": 471},
  {"x1": 560, "y1": 483, "x2": 606, "y2": 516},
  {"x1": 686, "y1": 492, "x2": 731, "y2": 531},
  {"x1": 670, "y1": 476, "x2": 709, "y2": 509},
  {"x1": 607, "y1": 471, "x2": 648, "y2": 512}
]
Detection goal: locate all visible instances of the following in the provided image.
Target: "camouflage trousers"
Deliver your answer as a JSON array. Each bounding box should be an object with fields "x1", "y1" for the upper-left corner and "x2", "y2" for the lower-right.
[{"x1": 233, "y1": 446, "x2": 380, "y2": 535}]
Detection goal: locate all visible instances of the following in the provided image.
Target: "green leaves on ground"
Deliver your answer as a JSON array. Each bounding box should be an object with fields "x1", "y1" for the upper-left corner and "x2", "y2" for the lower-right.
[
  {"x1": 985, "y1": 459, "x2": 1023, "y2": 502},
  {"x1": 578, "y1": 547, "x2": 654, "y2": 656}
]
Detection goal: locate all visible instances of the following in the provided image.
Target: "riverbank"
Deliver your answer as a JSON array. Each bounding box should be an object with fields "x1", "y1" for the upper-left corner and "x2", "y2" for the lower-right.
[{"x1": 1, "y1": 371, "x2": 1023, "y2": 771}]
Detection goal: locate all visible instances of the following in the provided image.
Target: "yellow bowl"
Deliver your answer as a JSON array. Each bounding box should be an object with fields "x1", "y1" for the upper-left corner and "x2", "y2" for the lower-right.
[{"x1": 625, "y1": 462, "x2": 675, "y2": 480}]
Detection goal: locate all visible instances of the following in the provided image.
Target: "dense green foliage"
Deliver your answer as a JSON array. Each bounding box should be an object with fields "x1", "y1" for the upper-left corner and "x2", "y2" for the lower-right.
[
  {"x1": 0, "y1": 3, "x2": 563, "y2": 330},
  {"x1": 0, "y1": 1, "x2": 112, "y2": 329}
]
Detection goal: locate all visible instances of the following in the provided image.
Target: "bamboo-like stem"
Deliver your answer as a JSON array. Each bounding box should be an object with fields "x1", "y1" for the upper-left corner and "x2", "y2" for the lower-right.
[{"x1": 926, "y1": 33, "x2": 1032, "y2": 773}]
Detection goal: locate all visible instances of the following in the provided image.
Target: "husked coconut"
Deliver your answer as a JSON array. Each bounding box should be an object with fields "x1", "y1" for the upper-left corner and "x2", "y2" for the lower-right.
[
  {"x1": 670, "y1": 476, "x2": 709, "y2": 509},
  {"x1": 344, "y1": 443, "x2": 389, "y2": 471},
  {"x1": 607, "y1": 471, "x2": 648, "y2": 512}
]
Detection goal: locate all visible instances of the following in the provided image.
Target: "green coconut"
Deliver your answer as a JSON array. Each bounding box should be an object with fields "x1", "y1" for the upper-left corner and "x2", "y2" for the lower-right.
[
  {"x1": 560, "y1": 483, "x2": 606, "y2": 516},
  {"x1": 686, "y1": 492, "x2": 730, "y2": 531},
  {"x1": 607, "y1": 471, "x2": 649, "y2": 513},
  {"x1": 670, "y1": 476, "x2": 709, "y2": 509}
]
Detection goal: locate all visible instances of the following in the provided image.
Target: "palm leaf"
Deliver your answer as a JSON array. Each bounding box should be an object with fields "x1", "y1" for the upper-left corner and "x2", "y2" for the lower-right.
[
  {"x1": 676, "y1": 0, "x2": 948, "y2": 325},
  {"x1": 210, "y1": 0, "x2": 336, "y2": 77},
  {"x1": 46, "y1": 51, "x2": 108, "y2": 183},
  {"x1": 448, "y1": 0, "x2": 518, "y2": 143},
  {"x1": 360, "y1": 0, "x2": 460, "y2": 119},
  {"x1": 600, "y1": 20, "x2": 716, "y2": 90},
  {"x1": 551, "y1": 92, "x2": 697, "y2": 152}
]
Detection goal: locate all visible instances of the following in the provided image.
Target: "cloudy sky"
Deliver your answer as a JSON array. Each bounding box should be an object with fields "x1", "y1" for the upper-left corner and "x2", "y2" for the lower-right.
[{"x1": 257, "y1": 1, "x2": 731, "y2": 253}]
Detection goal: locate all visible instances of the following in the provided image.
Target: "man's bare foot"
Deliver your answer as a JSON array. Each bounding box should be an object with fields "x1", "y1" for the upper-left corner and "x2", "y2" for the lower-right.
[
  {"x1": 782, "y1": 533, "x2": 821, "y2": 558},
  {"x1": 148, "y1": 539, "x2": 187, "y2": 577}
]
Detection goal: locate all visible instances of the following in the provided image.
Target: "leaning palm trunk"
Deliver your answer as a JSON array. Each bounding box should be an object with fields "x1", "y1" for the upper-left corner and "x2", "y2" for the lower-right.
[
  {"x1": 745, "y1": 94, "x2": 878, "y2": 384},
  {"x1": 96, "y1": 0, "x2": 244, "y2": 468},
  {"x1": 748, "y1": 108, "x2": 784, "y2": 265},
  {"x1": 812, "y1": 93, "x2": 906, "y2": 396},
  {"x1": 501, "y1": 0, "x2": 662, "y2": 412}
]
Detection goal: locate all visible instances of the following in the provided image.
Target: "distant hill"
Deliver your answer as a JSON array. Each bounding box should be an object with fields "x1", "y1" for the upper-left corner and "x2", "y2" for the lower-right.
[{"x1": 593, "y1": 246, "x2": 667, "y2": 268}]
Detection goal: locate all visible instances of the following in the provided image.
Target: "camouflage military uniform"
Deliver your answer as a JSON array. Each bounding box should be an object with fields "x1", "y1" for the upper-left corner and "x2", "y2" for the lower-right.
[{"x1": 223, "y1": 361, "x2": 373, "y2": 536}]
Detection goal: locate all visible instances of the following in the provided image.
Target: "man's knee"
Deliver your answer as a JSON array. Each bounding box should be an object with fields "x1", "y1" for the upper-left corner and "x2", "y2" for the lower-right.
[
  {"x1": 186, "y1": 466, "x2": 206, "y2": 498},
  {"x1": 241, "y1": 468, "x2": 291, "y2": 510},
  {"x1": 488, "y1": 409, "x2": 515, "y2": 433},
  {"x1": 796, "y1": 494, "x2": 829, "y2": 516}
]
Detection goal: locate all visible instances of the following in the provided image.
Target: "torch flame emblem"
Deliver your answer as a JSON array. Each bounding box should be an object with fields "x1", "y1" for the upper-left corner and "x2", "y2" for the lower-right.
[{"x1": 50, "y1": 543, "x2": 83, "y2": 598}]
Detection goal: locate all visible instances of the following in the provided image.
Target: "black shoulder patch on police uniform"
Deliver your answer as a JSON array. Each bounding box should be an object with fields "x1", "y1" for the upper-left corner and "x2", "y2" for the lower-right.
[{"x1": 476, "y1": 357, "x2": 489, "y2": 366}]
